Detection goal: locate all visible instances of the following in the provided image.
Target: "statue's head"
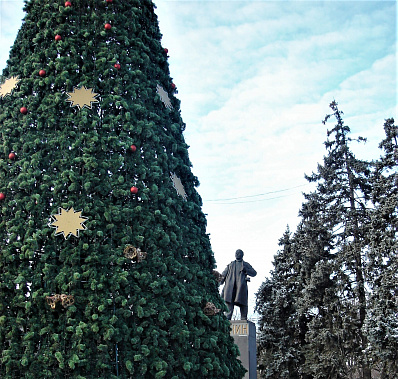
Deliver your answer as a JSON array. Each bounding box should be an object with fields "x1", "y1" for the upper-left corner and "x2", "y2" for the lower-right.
[{"x1": 235, "y1": 249, "x2": 244, "y2": 261}]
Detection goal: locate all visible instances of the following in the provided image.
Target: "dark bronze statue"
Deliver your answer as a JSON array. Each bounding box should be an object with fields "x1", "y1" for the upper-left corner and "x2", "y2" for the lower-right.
[{"x1": 220, "y1": 249, "x2": 257, "y2": 320}]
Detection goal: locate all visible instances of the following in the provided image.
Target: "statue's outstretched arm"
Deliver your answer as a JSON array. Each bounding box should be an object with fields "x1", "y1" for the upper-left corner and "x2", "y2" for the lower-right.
[{"x1": 244, "y1": 263, "x2": 257, "y2": 277}]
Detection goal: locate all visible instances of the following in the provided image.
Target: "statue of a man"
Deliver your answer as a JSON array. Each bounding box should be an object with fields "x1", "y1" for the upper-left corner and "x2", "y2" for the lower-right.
[{"x1": 220, "y1": 249, "x2": 257, "y2": 320}]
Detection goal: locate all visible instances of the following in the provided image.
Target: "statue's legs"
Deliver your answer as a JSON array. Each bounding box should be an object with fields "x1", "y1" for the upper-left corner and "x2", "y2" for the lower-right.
[
  {"x1": 239, "y1": 304, "x2": 248, "y2": 320},
  {"x1": 226, "y1": 303, "x2": 247, "y2": 320},
  {"x1": 226, "y1": 302, "x2": 234, "y2": 320},
  {"x1": 226, "y1": 284, "x2": 237, "y2": 320}
]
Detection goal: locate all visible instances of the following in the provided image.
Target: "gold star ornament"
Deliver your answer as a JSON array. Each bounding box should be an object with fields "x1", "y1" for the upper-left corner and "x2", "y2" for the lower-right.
[
  {"x1": 170, "y1": 173, "x2": 187, "y2": 200},
  {"x1": 50, "y1": 207, "x2": 88, "y2": 239},
  {"x1": 0, "y1": 76, "x2": 20, "y2": 98},
  {"x1": 66, "y1": 86, "x2": 99, "y2": 109},
  {"x1": 156, "y1": 84, "x2": 172, "y2": 109}
]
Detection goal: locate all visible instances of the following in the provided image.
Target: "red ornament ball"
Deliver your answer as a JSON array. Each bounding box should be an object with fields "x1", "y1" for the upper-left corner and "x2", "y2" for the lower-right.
[
  {"x1": 130, "y1": 186, "x2": 138, "y2": 194},
  {"x1": 0, "y1": 193, "x2": 5, "y2": 201},
  {"x1": 20, "y1": 107, "x2": 28, "y2": 115},
  {"x1": 8, "y1": 152, "x2": 16, "y2": 160},
  {"x1": 39, "y1": 69, "x2": 46, "y2": 77},
  {"x1": 65, "y1": 1, "x2": 72, "y2": 6},
  {"x1": 104, "y1": 23, "x2": 112, "y2": 30},
  {"x1": 55, "y1": 34, "x2": 62, "y2": 41},
  {"x1": 164, "y1": 48, "x2": 168, "y2": 54},
  {"x1": 130, "y1": 144, "x2": 137, "y2": 152},
  {"x1": 171, "y1": 83, "x2": 176, "y2": 90},
  {"x1": 106, "y1": 0, "x2": 113, "y2": 2},
  {"x1": 114, "y1": 63, "x2": 121, "y2": 70}
]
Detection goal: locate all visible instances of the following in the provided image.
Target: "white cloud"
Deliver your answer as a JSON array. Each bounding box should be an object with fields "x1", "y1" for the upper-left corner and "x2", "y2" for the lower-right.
[{"x1": 0, "y1": 1, "x2": 25, "y2": 71}]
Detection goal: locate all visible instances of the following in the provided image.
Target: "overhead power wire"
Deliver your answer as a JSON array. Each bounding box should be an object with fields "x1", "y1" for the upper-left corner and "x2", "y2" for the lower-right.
[
  {"x1": 205, "y1": 183, "x2": 310, "y2": 203},
  {"x1": 207, "y1": 193, "x2": 300, "y2": 205}
]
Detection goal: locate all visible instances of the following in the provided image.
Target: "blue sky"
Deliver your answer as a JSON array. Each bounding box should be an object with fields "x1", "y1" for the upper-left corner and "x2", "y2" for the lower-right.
[{"x1": 1, "y1": 0, "x2": 396, "y2": 319}]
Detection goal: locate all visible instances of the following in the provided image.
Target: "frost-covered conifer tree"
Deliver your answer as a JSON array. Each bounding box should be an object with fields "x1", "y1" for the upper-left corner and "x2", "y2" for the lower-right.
[
  {"x1": 365, "y1": 118, "x2": 398, "y2": 378},
  {"x1": 302, "y1": 101, "x2": 372, "y2": 378}
]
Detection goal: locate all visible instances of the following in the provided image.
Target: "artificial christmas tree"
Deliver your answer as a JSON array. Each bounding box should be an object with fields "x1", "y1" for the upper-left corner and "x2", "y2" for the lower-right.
[{"x1": 0, "y1": 1, "x2": 245, "y2": 378}]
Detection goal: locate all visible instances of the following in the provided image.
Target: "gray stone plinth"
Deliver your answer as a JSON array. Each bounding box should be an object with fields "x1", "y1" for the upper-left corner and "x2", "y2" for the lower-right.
[{"x1": 230, "y1": 320, "x2": 257, "y2": 379}]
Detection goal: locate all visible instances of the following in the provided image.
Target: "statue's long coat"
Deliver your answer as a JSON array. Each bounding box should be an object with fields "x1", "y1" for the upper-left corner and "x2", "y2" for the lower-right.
[{"x1": 221, "y1": 260, "x2": 257, "y2": 306}]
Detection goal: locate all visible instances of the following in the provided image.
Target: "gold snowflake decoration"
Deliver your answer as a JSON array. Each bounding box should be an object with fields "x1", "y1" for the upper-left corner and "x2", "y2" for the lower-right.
[
  {"x1": 50, "y1": 207, "x2": 88, "y2": 239},
  {"x1": 123, "y1": 245, "x2": 147, "y2": 263},
  {"x1": 170, "y1": 173, "x2": 187, "y2": 200},
  {"x1": 156, "y1": 84, "x2": 172, "y2": 109},
  {"x1": 203, "y1": 302, "x2": 221, "y2": 316},
  {"x1": 66, "y1": 86, "x2": 99, "y2": 109},
  {"x1": 0, "y1": 76, "x2": 20, "y2": 98}
]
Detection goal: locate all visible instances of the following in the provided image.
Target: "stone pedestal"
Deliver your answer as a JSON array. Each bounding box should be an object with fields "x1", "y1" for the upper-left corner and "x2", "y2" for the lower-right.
[{"x1": 230, "y1": 320, "x2": 257, "y2": 379}]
